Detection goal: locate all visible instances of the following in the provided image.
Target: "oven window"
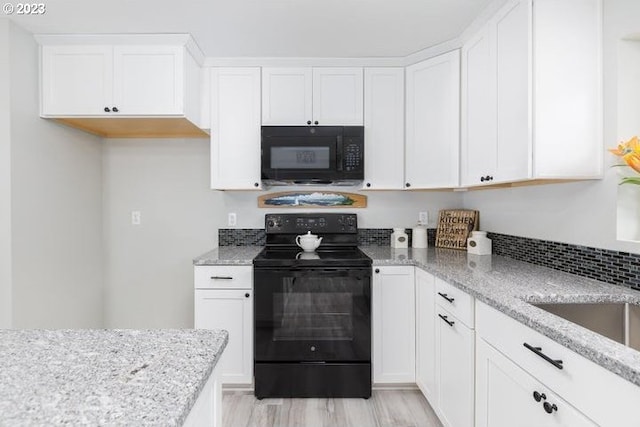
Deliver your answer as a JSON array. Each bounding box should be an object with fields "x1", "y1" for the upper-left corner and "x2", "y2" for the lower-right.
[
  {"x1": 270, "y1": 146, "x2": 330, "y2": 169},
  {"x1": 272, "y1": 279, "x2": 354, "y2": 341}
]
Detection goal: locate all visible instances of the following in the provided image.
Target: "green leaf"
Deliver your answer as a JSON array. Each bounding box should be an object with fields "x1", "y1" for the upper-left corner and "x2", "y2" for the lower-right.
[{"x1": 619, "y1": 177, "x2": 640, "y2": 185}]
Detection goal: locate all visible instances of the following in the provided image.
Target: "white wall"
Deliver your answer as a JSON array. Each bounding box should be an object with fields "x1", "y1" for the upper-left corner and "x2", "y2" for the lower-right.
[
  {"x1": 8, "y1": 21, "x2": 104, "y2": 328},
  {"x1": 0, "y1": 19, "x2": 12, "y2": 328},
  {"x1": 462, "y1": 0, "x2": 640, "y2": 254},
  {"x1": 102, "y1": 138, "x2": 460, "y2": 328},
  {"x1": 102, "y1": 138, "x2": 223, "y2": 328}
]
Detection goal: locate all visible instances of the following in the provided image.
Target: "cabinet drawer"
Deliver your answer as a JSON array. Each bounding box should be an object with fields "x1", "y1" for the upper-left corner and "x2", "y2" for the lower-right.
[
  {"x1": 435, "y1": 277, "x2": 474, "y2": 328},
  {"x1": 194, "y1": 266, "x2": 252, "y2": 289},
  {"x1": 476, "y1": 301, "x2": 640, "y2": 427}
]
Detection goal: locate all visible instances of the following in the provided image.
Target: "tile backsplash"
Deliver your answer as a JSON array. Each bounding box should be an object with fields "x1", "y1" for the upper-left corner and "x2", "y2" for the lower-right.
[
  {"x1": 219, "y1": 228, "x2": 640, "y2": 290},
  {"x1": 488, "y1": 232, "x2": 640, "y2": 290}
]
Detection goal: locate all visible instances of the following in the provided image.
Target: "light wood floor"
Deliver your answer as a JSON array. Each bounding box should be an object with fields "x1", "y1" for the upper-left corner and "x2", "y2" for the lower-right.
[{"x1": 222, "y1": 390, "x2": 443, "y2": 427}]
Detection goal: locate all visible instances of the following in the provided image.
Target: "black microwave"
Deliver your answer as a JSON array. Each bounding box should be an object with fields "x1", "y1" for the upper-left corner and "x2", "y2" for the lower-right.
[{"x1": 261, "y1": 126, "x2": 364, "y2": 185}]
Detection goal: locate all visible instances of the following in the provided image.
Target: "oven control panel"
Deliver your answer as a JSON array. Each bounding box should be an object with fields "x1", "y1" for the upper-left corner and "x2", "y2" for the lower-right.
[{"x1": 265, "y1": 213, "x2": 358, "y2": 233}]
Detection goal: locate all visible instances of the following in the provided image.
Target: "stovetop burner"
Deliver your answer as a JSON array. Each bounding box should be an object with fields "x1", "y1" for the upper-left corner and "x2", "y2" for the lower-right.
[{"x1": 253, "y1": 247, "x2": 371, "y2": 268}]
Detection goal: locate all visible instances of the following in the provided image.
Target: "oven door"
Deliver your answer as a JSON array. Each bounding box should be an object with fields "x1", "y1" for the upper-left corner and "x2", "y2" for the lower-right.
[{"x1": 254, "y1": 267, "x2": 371, "y2": 362}]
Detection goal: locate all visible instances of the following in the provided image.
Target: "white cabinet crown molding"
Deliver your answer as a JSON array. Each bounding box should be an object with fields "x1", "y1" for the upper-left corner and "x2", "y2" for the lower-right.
[{"x1": 35, "y1": 33, "x2": 205, "y2": 66}]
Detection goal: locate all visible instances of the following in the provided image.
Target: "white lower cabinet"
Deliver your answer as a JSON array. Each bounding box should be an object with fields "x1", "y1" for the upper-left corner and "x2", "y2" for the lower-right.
[
  {"x1": 194, "y1": 266, "x2": 253, "y2": 385},
  {"x1": 476, "y1": 337, "x2": 596, "y2": 427},
  {"x1": 415, "y1": 268, "x2": 437, "y2": 401},
  {"x1": 436, "y1": 305, "x2": 475, "y2": 427},
  {"x1": 476, "y1": 300, "x2": 640, "y2": 427},
  {"x1": 372, "y1": 265, "x2": 416, "y2": 384}
]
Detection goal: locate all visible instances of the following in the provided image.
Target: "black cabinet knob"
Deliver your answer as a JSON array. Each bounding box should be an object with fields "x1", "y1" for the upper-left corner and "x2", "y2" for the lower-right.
[
  {"x1": 366, "y1": 183, "x2": 371, "y2": 188},
  {"x1": 245, "y1": 293, "x2": 250, "y2": 298},
  {"x1": 533, "y1": 391, "x2": 546, "y2": 402},
  {"x1": 112, "y1": 106, "x2": 119, "y2": 113},
  {"x1": 480, "y1": 176, "x2": 485, "y2": 182},
  {"x1": 254, "y1": 182, "x2": 259, "y2": 187},
  {"x1": 307, "y1": 120, "x2": 312, "y2": 125},
  {"x1": 543, "y1": 402, "x2": 558, "y2": 414},
  {"x1": 374, "y1": 268, "x2": 380, "y2": 274},
  {"x1": 104, "y1": 107, "x2": 111, "y2": 113},
  {"x1": 314, "y1": 121, "x2": 319, "y2": 125},
  {"x1": 405, "y1": 183, "x2": 411, "y2": 188}
]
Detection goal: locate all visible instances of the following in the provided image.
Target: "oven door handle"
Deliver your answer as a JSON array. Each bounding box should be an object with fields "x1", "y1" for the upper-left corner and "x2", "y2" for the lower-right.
[{"x1": 279, "y1": 268, "x2": 370, "y2": 278}]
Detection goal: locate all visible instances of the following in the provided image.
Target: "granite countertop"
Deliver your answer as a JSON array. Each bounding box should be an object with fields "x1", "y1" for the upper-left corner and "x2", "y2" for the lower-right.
[
  {"x1": 193, "y1": 246, "x2": 263, "y2": 265},
  {"x1": 0, "y1": 329, "x2": 228, "y2": 426},
  {"x1": 194, "y1": 244, "x2": 640, "y2": 387},
  {"x1": 362, "y1": 246, "x2": 640, "y2": 387}
]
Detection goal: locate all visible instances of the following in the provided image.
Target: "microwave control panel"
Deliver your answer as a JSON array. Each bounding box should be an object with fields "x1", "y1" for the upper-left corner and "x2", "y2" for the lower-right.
[{"x1": 344, "y1": 140, "x2": 362, "y2": 171}]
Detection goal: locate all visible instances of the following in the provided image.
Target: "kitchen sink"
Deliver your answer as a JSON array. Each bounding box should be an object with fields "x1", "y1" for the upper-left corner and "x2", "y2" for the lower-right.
[{"x1": 533, "y1": 302, "x2": 640, "y2": 352}]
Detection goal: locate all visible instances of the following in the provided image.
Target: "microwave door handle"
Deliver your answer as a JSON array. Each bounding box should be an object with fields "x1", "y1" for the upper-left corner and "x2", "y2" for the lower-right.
[{"x1": 336, "y1": 135, "x2": 343, "y2": 171}]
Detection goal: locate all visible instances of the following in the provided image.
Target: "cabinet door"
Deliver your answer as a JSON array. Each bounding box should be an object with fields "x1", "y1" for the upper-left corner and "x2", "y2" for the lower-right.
[
  {"x1": 312, "y1": 68, "x2": 364, "y2": 125},
  {"x1": 362, "y1": 68, "x2": 405, "y2": 190},
  {"x1": 476, "y1": 337, "x2": 598, "y2": 427},
  {"x1": 494, "y1": 0, "x2": 532, "y2": 183},
  {"x1": 262, "y1": 67, "x2": 312, "y2": 125},
  {"x1": 195, "y1": 289, "x2": 253, "y2": 385},
  {"x1": 405, "y1": 51, "x2": 460, "y2": 189},
  {"x1": 41, "y1": 45, "x2": 113, "y2": 116},
  {"x1": 436, "y1": 307, "x2": 474, "y2": 427},
  {"x1": 415, "y1": 268, "x2": 437, "y2": 402},
  {"x1": 112, "y1": 46, "x2": 184, "y2": 115},
  {"x1": 461, "y1": 26, "x2": 496, "y2": 186},
  {"x1": 372, "y1": 266, "x2": 415, "y2": 384},
  {"x1": 210, "y1": 68, "x2": 262, "y2": 190}
]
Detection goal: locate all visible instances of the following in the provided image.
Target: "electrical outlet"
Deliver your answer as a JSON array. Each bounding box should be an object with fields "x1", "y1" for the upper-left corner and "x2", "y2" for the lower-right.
[
  {"x1": 228, "y1": 213, "x2": 237, "y2": 227},
  {"x1": 419, "y1": 211, "x2": 428, "y2": 225},
  {"x1": 131, "y1": 211, "x2": 141, "y2": 225}
]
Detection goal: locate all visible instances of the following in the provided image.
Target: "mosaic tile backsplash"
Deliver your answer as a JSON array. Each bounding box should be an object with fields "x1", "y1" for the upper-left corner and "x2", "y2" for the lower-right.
[
  {"x1": 219, "y1": 228, "x2": 640, "y2": 290},
  {"x1": 218, "y1": 228, "x2": 436, "y2": 247},
  {"x1": 488, "y1": 232, "x2": 640, "y2": 290}
]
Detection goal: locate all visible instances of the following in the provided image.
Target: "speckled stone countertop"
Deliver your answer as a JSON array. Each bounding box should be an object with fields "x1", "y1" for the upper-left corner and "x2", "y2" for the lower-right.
[
  {"x1": 362, "y1": 246, "x2": 640, "y2": 387},
  {"x1": 0, "y1": 329, "x2": 228, "y2": 426},
  {"x1": 193, "y1": 246, "x2": 263, "y2": 265},
  {"x1": 194, "y1": 244, "x2": 640, "y2": 387}
]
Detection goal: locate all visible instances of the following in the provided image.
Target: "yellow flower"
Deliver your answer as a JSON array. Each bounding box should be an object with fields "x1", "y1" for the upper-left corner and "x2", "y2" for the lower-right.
[{"x1": 610, "y1": 136, "x2": 640, "y2": 174}]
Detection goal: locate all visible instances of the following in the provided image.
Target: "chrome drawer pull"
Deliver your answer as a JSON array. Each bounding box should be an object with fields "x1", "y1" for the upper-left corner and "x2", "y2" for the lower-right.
[
  {"x1": 437, "y1": 292, "x2": 455, "y2": 303},
  {"x1": 438, "y1": 314, "x2": 455, "y2": 327},
  {"x1": 523, "y1": 343, "x2": 564, "y2": 370},
  {"x1": 211, "y1": 276, "x2": 233, "y2": 280}
]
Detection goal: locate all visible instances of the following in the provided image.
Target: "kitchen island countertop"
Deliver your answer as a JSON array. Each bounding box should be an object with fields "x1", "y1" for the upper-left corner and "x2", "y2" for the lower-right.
[{"x1": 0, "y1": 329, "x2": 228, "y2": 426}]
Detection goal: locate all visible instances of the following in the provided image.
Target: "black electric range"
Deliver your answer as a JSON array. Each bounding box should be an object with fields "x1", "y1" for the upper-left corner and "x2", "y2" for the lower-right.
[{"x1": 252, "y1": 213, "x2": 372, "y2": 399}]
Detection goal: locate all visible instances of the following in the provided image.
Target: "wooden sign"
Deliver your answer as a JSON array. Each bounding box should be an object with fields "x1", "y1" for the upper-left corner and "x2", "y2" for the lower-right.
[
  {"x1": 258, "y1": 191, "x2": 367, "y2": 208},
  {"x1": 435, "y1": 210, "x2": 479, "y2": 250}
]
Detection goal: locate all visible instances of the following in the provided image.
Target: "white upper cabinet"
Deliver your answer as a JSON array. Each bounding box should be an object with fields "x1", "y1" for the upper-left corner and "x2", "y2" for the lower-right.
[
  {"x1": 112, "y1": 45, "x2": 184, "y2": 115},
  {"x1": 461, "y1": 0, "x2": 602, "y2": 187},
  {"x1": 312, "y1": 68, "x2": 364, "y2": 125},
  {"x1": 406, "y1": 51, "x2": 460, "y2": 189},
  {"x1": 38, "y1": 35, "x2": 206, "y2": 138},
  {"x1": 41, "y1": 45, "x2": 113, "y2": 115},
  {"x1": 362, "y1": 68, "x2": 405, "y2": 190},
  {"x1": 461, "y1": 27, "x2": 495, "y2": 187},
  {"x1": 210, "y1": 67, "x2": 262, "y2": 190},
  {"x1": 261, "y1": 68, "x2": 313, "y2": 125},
  {"x1": 262, "y1": 67, "x2": 363, "y2": 125}
]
